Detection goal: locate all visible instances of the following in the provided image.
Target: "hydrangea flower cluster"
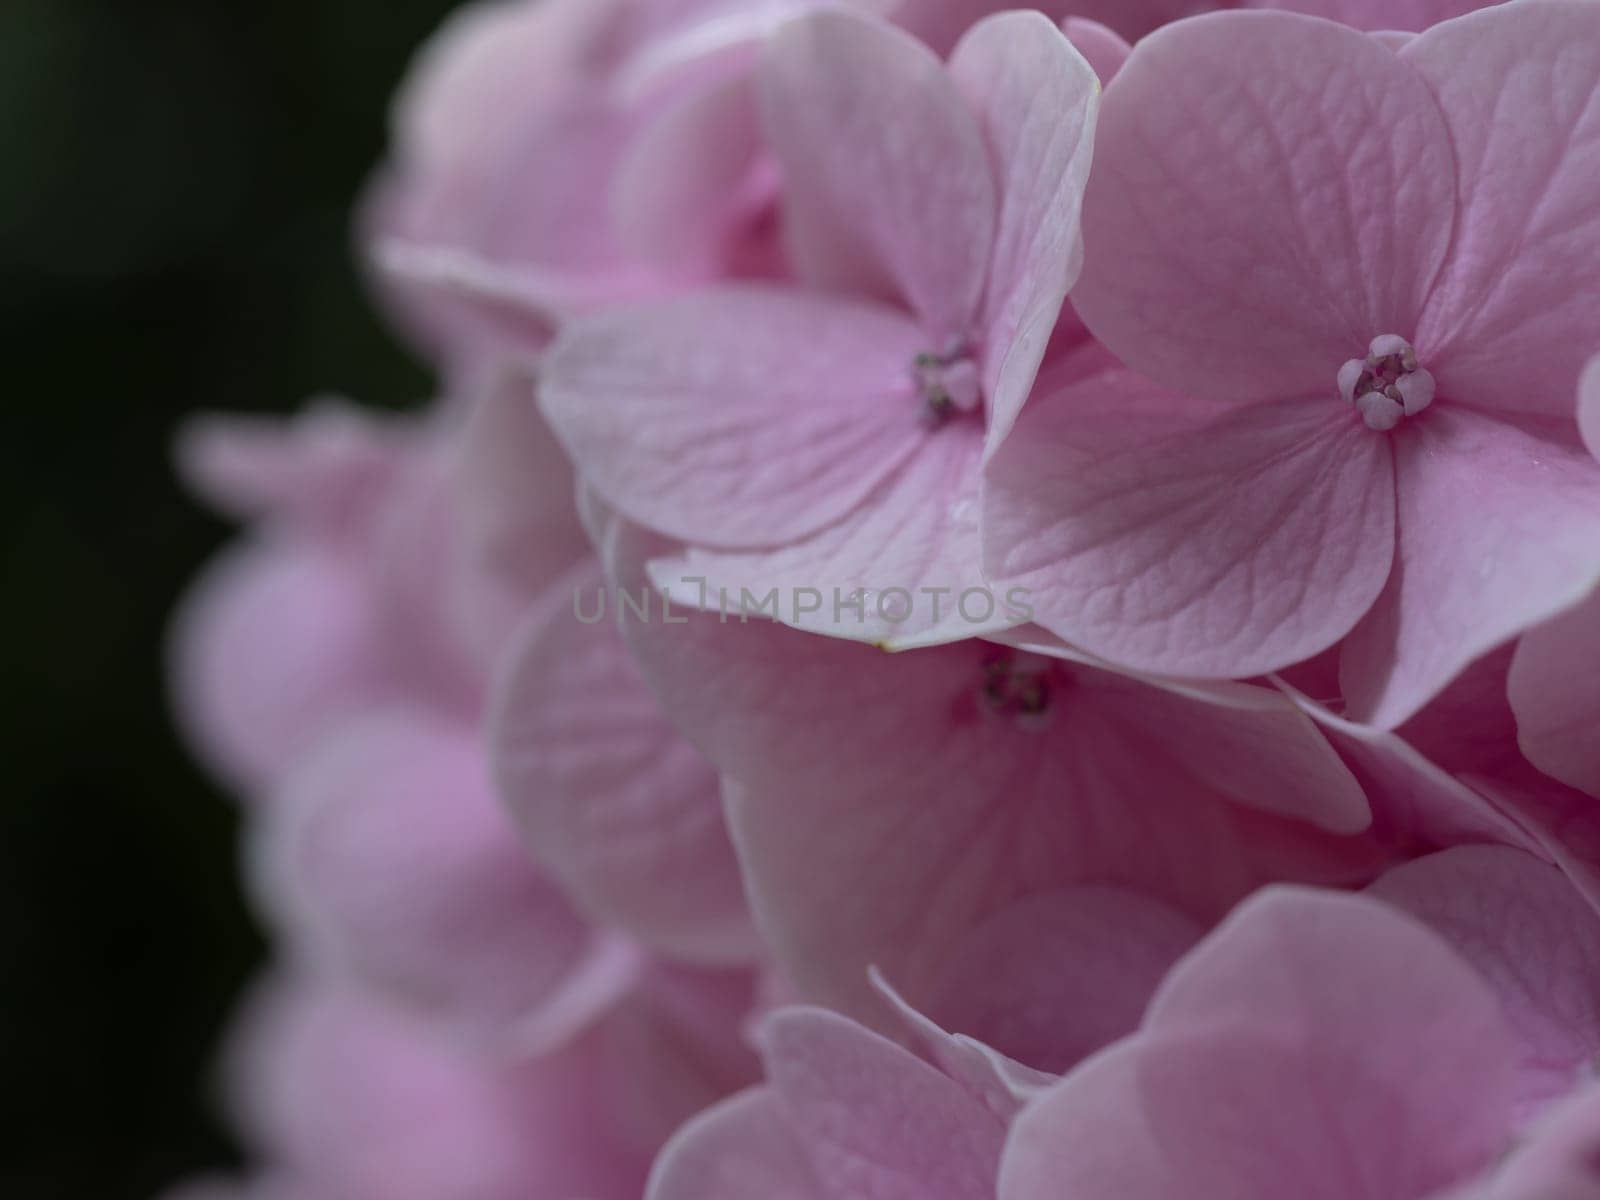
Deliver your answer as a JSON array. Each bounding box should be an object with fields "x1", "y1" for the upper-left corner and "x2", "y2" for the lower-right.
[{"x1": 166, "y1": 1, "x2": 1600, "y2": 1198}]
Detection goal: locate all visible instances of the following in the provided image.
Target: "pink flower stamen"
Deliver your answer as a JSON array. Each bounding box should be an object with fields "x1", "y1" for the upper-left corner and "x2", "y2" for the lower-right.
[
  {"x1": 977, "y1": 647, "x2": 1059, "y2": 731},
  {"x1": 1338, "y1": 335, "x2": 1436, "y2": 431},
  {"x1": 914, "y1": 343, "x2": 981, "y2": 426}
]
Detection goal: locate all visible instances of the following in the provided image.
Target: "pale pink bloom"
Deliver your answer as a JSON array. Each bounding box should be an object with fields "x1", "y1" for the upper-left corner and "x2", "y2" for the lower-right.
[
  {"x1": 365, "y1": 0, "x2": 807, "y2": 373},
  {"x1": 168, "y1": 406, "x2": 441, "y2": 792},
  {"x1": 218, "y1": 970, "x2": 756, "y2": 1200},
  {"x1": 491, "y1": 558, "x2": 758, "y2": 965},
  {"x1": 542, "y1": 8, "x2": 1099, "y2": 644},
  {"x1": 986, "y1": 3, "x2": 1600, "y2": 728},
  {"x1": 1002, "y1": 855, "x2": 1600, "y2": 1200},
  {"x1": 607, "y1": 564, "x2": 1383, "y2": 1038},
  {"x1": 169, "y1": 393, "x2": 586, "y2": 794},
  {"x1": 368, "y1": 0, "x2": 1212, "y2": 377},
  {"x1": 248, "y1": 705, "x2": 640, "y2": 1050}
]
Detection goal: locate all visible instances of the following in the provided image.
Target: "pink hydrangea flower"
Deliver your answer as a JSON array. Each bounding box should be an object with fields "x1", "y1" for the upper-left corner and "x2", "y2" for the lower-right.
[
  {"x1": 248, "y1": 705, "x2": 642, "y2": 1050},
  {"x1": 170, "y1": 385, "x2": 586, "y2": 793},
  {"x1": 541, "y1": 7, "x2": 1099, "y2": 644},
  {"x1": 168, "y1": 406, "x2": 448, "y2": 792},
  {"x1": 163, "y1": 0, "x2": 1600, "y2": 1195},
  {"x1": 598, "y1": 521, "x2": 1384, "y2": 1032},
  {"x1": 985, "y1": 2, "x2": 1600, "y2": 727},
  {"x1": 365, "y1": 0, "x2": 798, "y2": 373}
]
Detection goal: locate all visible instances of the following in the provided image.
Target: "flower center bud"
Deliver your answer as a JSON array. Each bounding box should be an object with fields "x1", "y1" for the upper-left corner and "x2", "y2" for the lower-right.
[
  {"x1": 1338, "y1": 335, "x2": 1435, "y2": 431},
  {"x1": 914, "y1": 342, "x2": 981, "y2": 426},
  {"x1": 977, "y1": 647, "x2": 1060, "y2": 732}
]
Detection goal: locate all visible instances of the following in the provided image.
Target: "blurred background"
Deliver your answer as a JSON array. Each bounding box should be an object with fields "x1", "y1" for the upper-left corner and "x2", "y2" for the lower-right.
[{"x1": 0, "y1": 1, "x2": 463, "y2": 1194}]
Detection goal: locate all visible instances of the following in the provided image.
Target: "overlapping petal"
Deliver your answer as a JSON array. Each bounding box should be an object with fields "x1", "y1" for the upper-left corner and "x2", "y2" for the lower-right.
[
  {"x1": 492, "y1": 561, "x2": 756, "y2": 963},
  {"x1": 985, "y1": 375, "x2": 1394, "y2": 677},
  {"x1": 541, "y1": 288, "x2": 926, "y2": 547},
  {"x1": 1339, "y1": 408, "x2": 1600, "y2": 729},
  {"x1": 1071, "y1": 10, "x2": 1456, "y2": 405},
  {"x1": 763, "y1": 8, "x2": 994, "y2": 336},
  {"x1": 1509, "y1": 594, "x2": 1600, "y2": 798},
  {"x1": 1408, "y1": 0, "x2": 1600, "y2": 417}
]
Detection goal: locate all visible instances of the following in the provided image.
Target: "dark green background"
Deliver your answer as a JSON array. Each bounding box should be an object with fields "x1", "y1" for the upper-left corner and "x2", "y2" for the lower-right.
[{"x1": 0, "y1": 1, "x2": 461, "y2": 1194}]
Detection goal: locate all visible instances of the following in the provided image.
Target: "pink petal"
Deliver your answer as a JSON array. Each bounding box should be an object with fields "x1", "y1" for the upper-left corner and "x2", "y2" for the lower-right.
[
  {"x1": 625, "y1": 610, "x2": 1379, "y2": 1023},
  {"x1": 167, "y1": 541, "x2": 395, "y2": 793},
  {"x1": 947, "y1": 11, "x2": 1100, "y2": 453},
  {"x1": 650, "y1": 421, "x2": 1003, "y2": 647},
  {"x1": 1081, "y1": 666, "x2": 1370, "y2": 833},
  {"x1": 1467, "y1": 773, "x2": 1600, "y2": 919},
  {"x1": 1060, "y1": 18, "x2": 1132, "y2": 84},
  {"x1": 599, "y1": 962, "x2": 764, "y2": 1146},
  {"x1": 869, "y1": 969, "x2": 1056, "y2": 1121},
  {"x1": 1581, "y1": 353, "x2": 1600, "y2": 460},
  {"x1": 227, "y1": 975, "x2": 650, "y2": 1200},
  {"x1": 647, "y1": 1091, "x2": 823, "y2": 1200},
  {"x1": 1509, "y1": 592, "x2": 1600, "y2": 797},
  {"x1": 386, "y1": 0, "x2": 620, "y2": 179},
  {"x1": 539, "y1": 287, "x2": 927, "y2": 547},
  {"x1": 1407, "y1": 1, "x2": 1600, "y2": 418},
  {"x1": 1275, "y1": 678, "x2": 1553, "y2": 855},
  {"x1": 363, "y1": 448, "x2": 493, "y2": 713},
  {"x1": 372, "y1": 91, "x2": 646, "y2": 368},
  {"x1": 252, "y1": 708, "x2": 622, "y2": 1047},
  {"x1": 1492, "y1": 1081, "x2": 1600, "y2": 1197},
  {"x1": 611, "y1": 73, "x2": 770, "y2": 275},
  {"x1": 999, "y1": 1033, "x2": 1182, "y2": 1200},
  {"x1": 763, "y1": 8, "x2": 994, "y2": 340},
  {"x1": 1393, "y1": 643, "x2": 1527, "y2": 781},
  {"x1": 1368, "y1": 846, "x2": 1600, "y2": 1105},
  {"x1": 1005, "y1": 889, "x2": 1522, "y2": 1200},
  {"x1": 1005, "y1": 1020, "x2": 1513, "y2": 1200},
  {"x1": 984, "y1": 376, "x2": 1395, "y2": 678},
  {"x1": 174, "y1": 404, "x2": 413, "y2": 535},
  {"x1": 759, "y1": 1007, "x2": 1005, "y2": 1200},
  {"x1": 1071, "y1": 9, "x2": 1455, "y2": 405},
  {"x1": 919, "y1": 888, "x2": 1203, "y2": 1074},
  {"x1": 1001, "y1": 626, "x2": 1376, "y2": 829},
  {"x1": 891, "y1": 0, "x2": 1208, "y2": 54},
  {"x1": 370, "y1": 239, "x2": 663, "y2": 358},
  {"x1": 1340, "y1": 407, "x2": 1600, "y2": 729},
  {"x1": 491, "y1": 561, "x2": 757, "y2": 964},
  {"x1": 1242, "y1": 0, "x2": 1492, "y2": 31},
  {"x1": 449, "y1": 366, "x2": 589, "y2": 666}
]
